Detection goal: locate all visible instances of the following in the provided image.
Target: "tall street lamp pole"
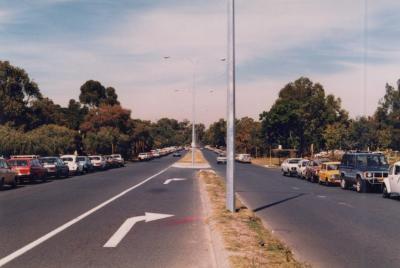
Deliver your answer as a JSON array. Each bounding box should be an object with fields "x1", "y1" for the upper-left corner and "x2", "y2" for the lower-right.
[{"x1": 226, "y1": 0, "x2": 236, "y2": 212}]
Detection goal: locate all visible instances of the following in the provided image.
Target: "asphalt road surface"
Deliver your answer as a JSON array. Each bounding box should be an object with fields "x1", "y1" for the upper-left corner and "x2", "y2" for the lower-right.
[
  {"x1": 0, "y1": 155, "x2": 215, "y2": 268},
  {"x1": 203, "y1": 149, "x2": 400, "y2": 268}
]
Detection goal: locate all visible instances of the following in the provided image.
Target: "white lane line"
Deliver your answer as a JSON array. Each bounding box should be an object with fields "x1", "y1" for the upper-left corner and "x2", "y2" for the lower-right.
[
  {"x1": 317, "y1": 195, "x2": 327, "y2": 198},
  {"x1": 0, "y1": 166, "x2": 171, "y2": 267},
  {"x1": 338, "y1": 202, "x2": 354, "y2": 208},
  {"x1": 163, "y1": 178, "x2": 187, "y2": 185},
  {"x1": 291, "y1": 187, "x2": 300, "y2": 190}
]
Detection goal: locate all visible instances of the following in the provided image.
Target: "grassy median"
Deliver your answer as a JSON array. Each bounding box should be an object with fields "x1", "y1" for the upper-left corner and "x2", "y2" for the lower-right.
[
  {"x1": 199, "y1": 169, "x2": 308, "y2": 268},
  {"x1": 178, "y1": 148, "x2": 208, "y2": 164}
]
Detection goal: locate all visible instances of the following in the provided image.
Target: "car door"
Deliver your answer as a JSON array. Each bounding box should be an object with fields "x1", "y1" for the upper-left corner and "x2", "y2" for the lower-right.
[
  {"x1": 0, "y1": 160, "x2": 7, "y2": 181},
  {"x1": 347, "y1": 155, "x2": 356, "y2": 184}
]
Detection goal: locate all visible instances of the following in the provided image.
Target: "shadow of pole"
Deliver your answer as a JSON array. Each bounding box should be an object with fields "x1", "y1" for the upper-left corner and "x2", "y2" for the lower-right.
[{"x1": 253, "y1": 193, "x2": 306, "y2": 213}]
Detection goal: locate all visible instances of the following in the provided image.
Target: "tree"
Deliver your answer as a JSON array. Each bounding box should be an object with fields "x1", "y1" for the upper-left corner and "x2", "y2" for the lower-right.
[
  {"x1": 103, "y1": 87, "x2": 120, "y2": 106},
  {"x1": 79, "y1": 80, "x2": 106, "y2": 108},
  {"x1": 0, "y1": 61, "x2": 42, "y2": 128},
  {"x1": 236, "y1": 117, "x2": 262, "y2": 155},
  {"x1": 260, "y1": 77, "x2": 348, "y2": 155},
  {"x1": 204, "y1": 119, "x2": 226, "y2": 148}
]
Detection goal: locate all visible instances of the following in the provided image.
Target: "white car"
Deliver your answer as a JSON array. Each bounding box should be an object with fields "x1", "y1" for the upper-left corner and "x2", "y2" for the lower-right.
[
  {"x1": 138, "y1": 153, "x2": 149, "y2": 161},
  {"x1": 89, "y1": 155, "x2": 107, "y2": 170},
  {"x1": 297, "y1": 159, "x2": 310, "y2": 178},
  {"x1": 217, "y1": 153, "x2": 227, "y2": 164},
  {"x1": 235, "y1": 154, "x2": 252, "y2": 163},
  {"x1": 60, "y1": 155, "x2": 84, "y2": 175},
  {"x1": 383, "y1": 161, "x2": 400, "y2": 198},
  {"x1": 281, "y1": 158, "x2": 302, "y2": 176},
  {"x1": 111, "y1": 154, "x2": 125, "y2": 166}
]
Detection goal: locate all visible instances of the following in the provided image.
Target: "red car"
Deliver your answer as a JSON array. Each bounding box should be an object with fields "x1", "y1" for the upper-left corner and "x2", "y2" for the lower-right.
[
  {"x1": 7, "y1": 158, "x2": 47, "y2": 183},
  {"x1": 305, "y1": 159, "x2": 330, "y2": 183}
]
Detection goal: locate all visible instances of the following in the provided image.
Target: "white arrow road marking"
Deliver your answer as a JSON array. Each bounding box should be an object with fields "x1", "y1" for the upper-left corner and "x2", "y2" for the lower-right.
[
  {"x1": 163, "y1": 178, "x2": 187, "y2": 185},
  {"x1": 104, "y1": 212, "x2": 174, "y2": 248},
  {"x1": 0, "y1": 166, "x2": 171, "y2": 267}
]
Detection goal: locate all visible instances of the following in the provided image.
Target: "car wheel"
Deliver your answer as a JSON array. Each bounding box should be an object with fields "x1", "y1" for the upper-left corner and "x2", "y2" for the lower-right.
[
  {"x1": 0, "y1": 178, "x2": 4, "y2": 190},
  {"x1": 356, "y1": 178, "x2": 367, "y2": 193},
  {"x1": 325, "y1": 179, "x2": 331, "y2": 187},
  {"x1": 11, "y1": 177, "x2": 17, "y2": 188},
  {"x1": 382, "y1": 184, "x2": 390, "y2": 198},
  {"x1": 42, "y1": 173, "x2": 48, "y2": 183}
]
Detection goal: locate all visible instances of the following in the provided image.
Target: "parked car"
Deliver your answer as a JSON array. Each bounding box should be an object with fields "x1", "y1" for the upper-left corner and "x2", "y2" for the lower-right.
[
  {"x1": 138, "y1": 153, "x2": 150, "y2": 161},
  {"x1": 383, "y1": 161, "x2": 400, "y2": 198},
  {"x1": 40, "y1": 157, "x2": 69, "y2": 178},
  {"x1": 0, "y1": 158, "x2": 17, "y2": 188},
  {"x1": 305, "y1": 158, "x2": 330, "y2": 183},
  {"x1": 281, "y1": 158, "x2": 302, "y2": 176},
  {"x1": 339, "y1": 152, "x2": 389, "y2": 193},
  {"x1": 297, "y1": 159, "x2": 309, "y2": 179},
  {"x1": 236, "y1": 154, "x2": 252, "y2": 163},
  {"x1": 173, "y1": 151, "x2": 182, "y2": 157},
  {"x1": 318, "y1": 162, "x2": 341, "y2": 186},
  {"x1": 77, "y1": 156, "x2": 94, "y2": 173},
  {"x1": 7, "y1": 158, "x2": 47, "y2": 183},
  {"x1": 60, "y1": 155, "x2": 84, "y2": 175},
  {"x1": 89, "y1": 155, "x2": 107, "y2": 170},
  {"x1": 111, "y1": 154, "x2": 125, "y2": 167},
  {"x1": 217, "y1": 153, "x2": 227, "y2": 164}
]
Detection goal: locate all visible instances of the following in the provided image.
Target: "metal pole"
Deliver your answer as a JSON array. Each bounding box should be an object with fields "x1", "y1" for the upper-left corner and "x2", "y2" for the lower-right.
[
  {"x1": 192, "y1": 68, "x2": 196, "y2": 167},
  {"x1": 226, "y1": 0, "x2": 236, "y2": 212}
]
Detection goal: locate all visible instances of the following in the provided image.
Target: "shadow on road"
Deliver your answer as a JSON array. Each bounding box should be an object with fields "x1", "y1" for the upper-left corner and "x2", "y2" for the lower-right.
[{"x1": 253, "y1": 193, "x2": 306, "y2": 212}]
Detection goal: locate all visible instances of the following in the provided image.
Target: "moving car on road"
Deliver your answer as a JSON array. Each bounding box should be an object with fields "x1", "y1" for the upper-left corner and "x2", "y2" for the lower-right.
[
  {"x1": 0, "y1": 158, "x2": 17, "y2": 189},
  {"x1": 40, "y1": 157, "x2": 69, "y2": 178},
  {"x1": 217, "y1": 153, "x2": 227, "y2": 164},
  {"x1": 318, "y1": 162, "x2": 341, "y2": 186},
  {"x1": 7, "y1": 158, "x2": 47, "y2": 183},
  {"x1": 383, "y1": 161, "x2": 400, "y2": 198},
  {"x1": 340, "y1": 152, "x2": 389, "y2": 193},
  {"x1": 281, "y1": 158, "x2": 302, "y2": 176},
  {"x1": 61, "y1": 155, "x2": 84, "y2": 175},
  {"x1": 235, "y1": 153, "x2": 252, "y2": 163},
  {"x1": 173, "y1": 151, "x2": 182, "y2": 157}
]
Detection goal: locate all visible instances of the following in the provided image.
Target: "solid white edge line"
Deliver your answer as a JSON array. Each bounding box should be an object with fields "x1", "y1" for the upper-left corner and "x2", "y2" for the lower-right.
[{"x1": 0, "y1": 166, "x2": 171, "y2": 267}]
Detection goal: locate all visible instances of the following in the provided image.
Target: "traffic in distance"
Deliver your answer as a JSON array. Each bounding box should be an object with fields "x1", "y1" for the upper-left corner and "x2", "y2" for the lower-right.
[{"x1": 0, "y1": 146, "x2": 182, "y2": 189}]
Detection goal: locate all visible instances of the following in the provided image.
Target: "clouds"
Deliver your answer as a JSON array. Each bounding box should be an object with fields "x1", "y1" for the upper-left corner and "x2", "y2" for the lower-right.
[{"x1": 2, "y1": 0, "x2": 400, "y2": 125}]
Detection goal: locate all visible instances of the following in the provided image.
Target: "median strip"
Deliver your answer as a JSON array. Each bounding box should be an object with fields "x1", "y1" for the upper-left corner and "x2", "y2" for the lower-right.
[{"x1": 198, "y1": 169, "x2": 308, "y2": 268}]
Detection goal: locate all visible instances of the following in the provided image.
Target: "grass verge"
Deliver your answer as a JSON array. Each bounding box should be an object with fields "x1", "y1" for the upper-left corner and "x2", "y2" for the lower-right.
[
  {"x1": 179, "y1": 149, "x2": 207, "y2": 164},
  {"x1": 199, "y1": 169, "x2": 309, "y2": 268}
]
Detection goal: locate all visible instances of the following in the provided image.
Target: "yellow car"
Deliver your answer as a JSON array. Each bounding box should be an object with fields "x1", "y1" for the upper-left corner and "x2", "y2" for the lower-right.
[{"x1": 318, "y1": 162, "x2": 341, "y2": 186}]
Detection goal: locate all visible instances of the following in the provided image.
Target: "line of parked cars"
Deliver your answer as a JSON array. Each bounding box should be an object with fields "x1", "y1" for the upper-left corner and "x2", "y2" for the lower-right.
[
  {"x1": 0, "y1": 154, "x2": 125, "y2": 190},
  {"x1": 281, "y1": 151, "x2": 400, "y2": 199},
  {"x1": 137, "y1": 147, "x2": 183, "y2": 161}
]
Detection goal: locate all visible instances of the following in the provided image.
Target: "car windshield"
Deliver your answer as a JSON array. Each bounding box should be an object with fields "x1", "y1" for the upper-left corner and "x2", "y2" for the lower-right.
[
  {"x1": 77, "y1": 157, "x2": 85, "y2": 162},
  {"x1": 90, "y1": 157, "x2": 100, "y2": 160},
  {"x1": 61, "y1": 157, "x2": 73, "y2": 162},
  {"x1": 41, "y1": 158, "x2": 57, "y2": 164},
  {"x1": 327, "y1": 164, "x2": 339, "y2": 170},
  {"x1": 8, "y1": 160, "x2": 28, "y2": 166},
  {"x1": 289, "y1": 159, "x2": 301, "y2": 164},
  {"x1": 357, "y1": 155, "x2": 388, "y2": 167}
]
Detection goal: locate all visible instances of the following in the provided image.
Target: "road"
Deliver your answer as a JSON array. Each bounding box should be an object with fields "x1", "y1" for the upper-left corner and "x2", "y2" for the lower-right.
[
  {"x1": 203, "y1": 149, "x2": 400, "y2": 268},
  {"x1": 0, "y1": 155, "x2": 215, "y2": 268}
]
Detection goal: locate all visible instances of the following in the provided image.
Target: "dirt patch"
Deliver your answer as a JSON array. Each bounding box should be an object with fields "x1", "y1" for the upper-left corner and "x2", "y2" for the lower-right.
[
  {"x1": 198, "y1": 170, "x2": 309, "y2": 268},
  {"x1": 179, "y1": 149, "x2": 207, "y2": 164}
]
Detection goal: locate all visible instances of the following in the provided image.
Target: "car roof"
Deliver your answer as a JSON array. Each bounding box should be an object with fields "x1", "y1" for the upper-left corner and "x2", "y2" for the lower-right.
[{"x1": 323, "y1": 161, "x2": 341, "y2": 165}]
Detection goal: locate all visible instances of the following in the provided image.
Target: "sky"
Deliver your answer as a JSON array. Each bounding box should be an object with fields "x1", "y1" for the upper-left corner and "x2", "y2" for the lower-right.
[{"x1": 1, "y1": 0, "x2": 400, "y2": 126}]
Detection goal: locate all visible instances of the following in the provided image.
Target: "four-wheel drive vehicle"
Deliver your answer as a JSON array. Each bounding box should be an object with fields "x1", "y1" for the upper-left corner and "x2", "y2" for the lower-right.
[
  {"x1": 305, "y1": 158, "x2": 330, "y2": 183},
  {"x1": 0, "y1": 158, "x2": 17, "y2": 189},
  {"x1": 236, "y1": 154, "x2": 252, "y2": 163},
  {"x1": 297, "y1": 159, "x2": 309, "y2": 178},
  {"x1": 61, "y1": 155, "x2": 84, "y2": 175},
  {"x1": 111, "y1": 154, "x2": 125, "y2": 166},
  {"x1": 40, "y1": 157, "x2": 69, "y2": 178},
  {"x1": 281, "y1": 158, "x2": 302, "y2": 176},
  {"x1": 7, "y1": 158, "x2": 47, "y2": 183},
  {"x1": 217, "y1": 153, "x2": 227, "y2": 164},
  {"x1": 383, "y1": 161, "x2": 400, "y2": 198},
  {"x1": 318, "y1": 162, "x2": 341, "y2": 185},
  {"x1": 339, "y1": 152, "x2": 389, "y2": 193},
  {"x1": 89, "y1": 155, "x2": 107, "y2": 170}
]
